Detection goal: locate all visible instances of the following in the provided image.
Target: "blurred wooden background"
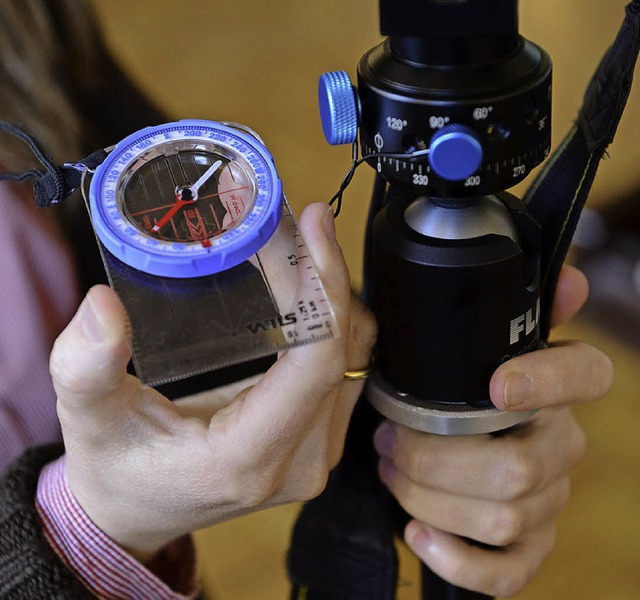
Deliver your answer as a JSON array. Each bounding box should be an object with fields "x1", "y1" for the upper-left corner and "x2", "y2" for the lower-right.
[{"x1": 90, "y1": 1, "x2": 640, "y2": 598}]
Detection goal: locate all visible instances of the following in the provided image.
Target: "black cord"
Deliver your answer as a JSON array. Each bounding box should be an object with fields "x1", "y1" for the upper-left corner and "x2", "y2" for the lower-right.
[
  {"x1": 0, "y1": 120, "x2": 108, "y2": 207},
  {"x1": 328, "y1": 140, "x2": 429, "y2": 218},
  {"x1": 0, "y1": 121, "x2": 59, "y2": 175},
  {"x1": 0, "y1": 121, "x2": 65, "y2": 202}
]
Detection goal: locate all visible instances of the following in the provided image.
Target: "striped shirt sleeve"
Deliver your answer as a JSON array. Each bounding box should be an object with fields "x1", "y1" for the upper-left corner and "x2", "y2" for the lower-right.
[{"x1": 35, "y1": 455, "x2": 199, "y2": 599}]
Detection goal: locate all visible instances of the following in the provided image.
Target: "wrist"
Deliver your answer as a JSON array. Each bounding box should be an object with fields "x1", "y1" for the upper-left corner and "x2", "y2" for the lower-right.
[
  {"x1": 65, "y1": 468, "x2": 176, "y2": 563},
  {"x1": 60, "y1": 453, "x2": 189, "y2": 564},
  {"x1": 36, "y1": 455, "x2": 199, "y2": 598}
]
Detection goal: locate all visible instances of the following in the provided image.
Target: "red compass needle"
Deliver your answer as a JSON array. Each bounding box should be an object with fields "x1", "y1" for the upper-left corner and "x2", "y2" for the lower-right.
[{"x1": 152, "y1": 192, "x2": 193, "y2": 232}]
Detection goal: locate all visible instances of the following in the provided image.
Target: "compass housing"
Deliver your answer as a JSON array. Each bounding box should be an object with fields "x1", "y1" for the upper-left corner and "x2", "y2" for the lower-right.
[{"x1": 89, "y1": 120, "x2": 283, "y2": 278}]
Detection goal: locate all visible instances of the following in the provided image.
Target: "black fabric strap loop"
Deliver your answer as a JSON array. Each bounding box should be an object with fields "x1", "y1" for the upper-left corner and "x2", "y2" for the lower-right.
[
  {"x1": 0, "y1": 121, "x2": 108, "y2": 207},
  {"x1": 525, "y1": 0, "x2": 640, "y2": 340}
]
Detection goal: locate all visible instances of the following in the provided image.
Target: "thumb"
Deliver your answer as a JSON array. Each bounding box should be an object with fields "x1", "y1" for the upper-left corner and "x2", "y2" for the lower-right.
[
  {"x1": 50, "y1": 285, "x2": 131, "y2": 410},
  {"x1": 549, "y1": 264, "x2": 589, "y2": 329}
]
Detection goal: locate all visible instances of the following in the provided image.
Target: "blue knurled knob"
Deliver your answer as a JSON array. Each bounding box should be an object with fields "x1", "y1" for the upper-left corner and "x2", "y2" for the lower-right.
[
  {"x1": 318, "y1": 71, "x2": 359, "y2": 146},
  {"x1": 429, "y1": 125, "x2": 484, "y2": 181}
]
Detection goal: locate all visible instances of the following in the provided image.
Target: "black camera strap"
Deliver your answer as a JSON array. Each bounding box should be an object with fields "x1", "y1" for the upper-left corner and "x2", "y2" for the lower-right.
[
  {"x1": 288, "y1": 2, "x2": 640, "y2": 598},
  {"x1": 526, "y1": 0, "x2": 640, "y2": 340}
]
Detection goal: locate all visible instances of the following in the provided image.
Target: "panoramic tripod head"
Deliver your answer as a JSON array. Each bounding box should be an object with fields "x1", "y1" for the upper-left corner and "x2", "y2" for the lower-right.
[
  {"x1": 318, "y1": 0, "x2": 551, "y2": 434},
  {"x1": 321, "y1": 0, "x2": 552, "y2": 197}
]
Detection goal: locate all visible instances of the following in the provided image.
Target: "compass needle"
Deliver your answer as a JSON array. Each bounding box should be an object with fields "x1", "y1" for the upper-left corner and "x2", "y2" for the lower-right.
[
  {"x1": 189, "y1": 159, "x2": 223, "y2": 199},
  {"x1": 151, "y1": 193, "x2": 189, "y2": 233}
]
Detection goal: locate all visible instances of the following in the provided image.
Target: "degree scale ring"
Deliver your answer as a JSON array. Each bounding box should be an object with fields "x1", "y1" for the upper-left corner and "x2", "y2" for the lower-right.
[{"x1": 89, "y1": 120, "x2": 283, "y2": 278}]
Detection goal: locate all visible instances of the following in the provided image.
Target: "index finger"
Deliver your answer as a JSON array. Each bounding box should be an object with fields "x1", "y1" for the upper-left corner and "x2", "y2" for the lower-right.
[{"x1": 212, "y1": 203, "x2": 352, "y2": 443}]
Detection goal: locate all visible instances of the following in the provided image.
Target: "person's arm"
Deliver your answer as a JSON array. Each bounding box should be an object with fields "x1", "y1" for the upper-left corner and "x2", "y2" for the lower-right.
[
  {"x1": 36, "y1": 455, "x2": 198, "y2": 599},
  {"x1": 374, "y1": 265, "x2": 614, "y2": 597},
  {"x1": 0, "y1": 185, "x2": 199, "y2": 598},
  {"x1": 35, "y1": 203, "x2": 375, "y2": 594},
  {"x1": 0, "y1": 444, "x2": 93, "y2": 598}
]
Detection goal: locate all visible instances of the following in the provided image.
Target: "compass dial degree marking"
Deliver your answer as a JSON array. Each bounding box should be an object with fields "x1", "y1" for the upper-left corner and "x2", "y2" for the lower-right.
[{"x1": 89, "y1": 121, "x2": 283, "y2": 278}]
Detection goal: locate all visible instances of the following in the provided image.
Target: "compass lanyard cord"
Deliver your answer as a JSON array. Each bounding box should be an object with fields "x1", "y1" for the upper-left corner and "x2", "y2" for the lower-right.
[
  {"x1": 287, "y1": 2, "x2": 640, "y2": 599},
  {"x1": 0, "y1": 121, "x2": 107, "y2": 206}
]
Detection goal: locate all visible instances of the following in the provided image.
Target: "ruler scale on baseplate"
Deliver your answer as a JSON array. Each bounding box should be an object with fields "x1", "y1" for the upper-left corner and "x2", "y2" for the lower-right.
[{"x1": 86, "y1": 119, "x2": 338, "y2": 387}]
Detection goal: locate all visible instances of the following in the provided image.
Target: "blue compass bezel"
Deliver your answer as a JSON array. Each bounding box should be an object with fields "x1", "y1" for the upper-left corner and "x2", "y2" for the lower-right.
[{"x1": 89, "y1": 119, "x2": 283, "y2": 278}]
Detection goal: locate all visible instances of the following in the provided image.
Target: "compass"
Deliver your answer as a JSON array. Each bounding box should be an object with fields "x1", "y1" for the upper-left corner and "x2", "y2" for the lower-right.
[{"x1": 89, "y1": 120, "x2": 283, "y2": 278}]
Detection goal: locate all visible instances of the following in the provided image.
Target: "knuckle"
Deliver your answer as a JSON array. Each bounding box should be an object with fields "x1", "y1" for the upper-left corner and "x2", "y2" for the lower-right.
[
  {"x1": 328, "y1": 363, "x2": 347, "y2": 388},
  {"x1": 487, "y1": 503, "x2": 525, "y2": 547},
  {"x1": 302, "y1": 348, "x2": 346, "y2": 390},
  {"x1": 500, "y1": 452, "x2": 543, "y2": 500},
  {"x1": 49, "y1": 341, "x2": 83, "y2": 393},
  {"x1": 402, "y1": 446, "x2": 432, "y2": 482},
  {"x1": 441, "y1": 548, "x2": 528, "y2": 598},
  {"x1": 294, "y1": 468, "x2": 331, "y2": 502},
  {"x1": 438, "y1": 553, "x2": 468, "y2": 590},
  {"x1": 494, "y1": 525, "x2": 558, "y2": 597},
  {"x1": 49, "y1": 335, "x2": 126, "y2": 399},
  {"x1": 52, "y1": 365, "x2": 93, "y2": 398},
  {"x1": 226, "y1": 455, "x2": 284, "y2": 509},
  {"x1": 239, "y1": 473, "x2": 280, "y2": 509},
  {"x1": 281, "y1": 462, "x2": 331, "y2": 503},
  {"x1": 349, "y1": 298, "x2": 378, "y2": 353},
  {"x1": 394, "y1": 432, "x2": 438, "y2": 482},
  {"x1": 493, "y1": 566, "x2": 530, "y2": 598}
]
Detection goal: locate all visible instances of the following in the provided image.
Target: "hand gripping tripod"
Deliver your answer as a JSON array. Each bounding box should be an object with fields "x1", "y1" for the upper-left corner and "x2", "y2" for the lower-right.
[{"x1": 288, "y1": 1, "x2": 640, "y2": 598}]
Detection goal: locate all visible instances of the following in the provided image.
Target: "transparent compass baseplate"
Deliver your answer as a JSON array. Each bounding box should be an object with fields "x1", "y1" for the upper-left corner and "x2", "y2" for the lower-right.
[{"x1": 91, "y1": 196, "x2": 339, "y2": 387}]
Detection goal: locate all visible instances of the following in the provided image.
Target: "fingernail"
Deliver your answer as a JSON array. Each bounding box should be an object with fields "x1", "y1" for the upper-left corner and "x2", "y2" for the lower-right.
[
  {"x1": 504, "y1": 372, "x2": 533, "y2": 409},
  {"x1": 407, "y1": 523, "x2": 432, "y2": 553},
  {"x1": 374, "y1": 421, "x2": 397, "y2": 458},
  {"x1": 322, "y1": 206, "x2": 337, "y2": 242},
  {"x1": 78, "y1": 295, "x2": 106, "y2": 343}
]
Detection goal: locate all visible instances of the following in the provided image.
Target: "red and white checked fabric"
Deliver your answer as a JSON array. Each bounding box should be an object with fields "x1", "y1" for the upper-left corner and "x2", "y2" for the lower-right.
[{"x1": 36, "y1": 455, "x2": 199, "y2": 599}]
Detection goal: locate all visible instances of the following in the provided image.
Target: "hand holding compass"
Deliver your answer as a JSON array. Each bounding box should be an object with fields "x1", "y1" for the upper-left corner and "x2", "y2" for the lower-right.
[{"x1": 50, "y1": 203, "x2": 376, "y2": 562}]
